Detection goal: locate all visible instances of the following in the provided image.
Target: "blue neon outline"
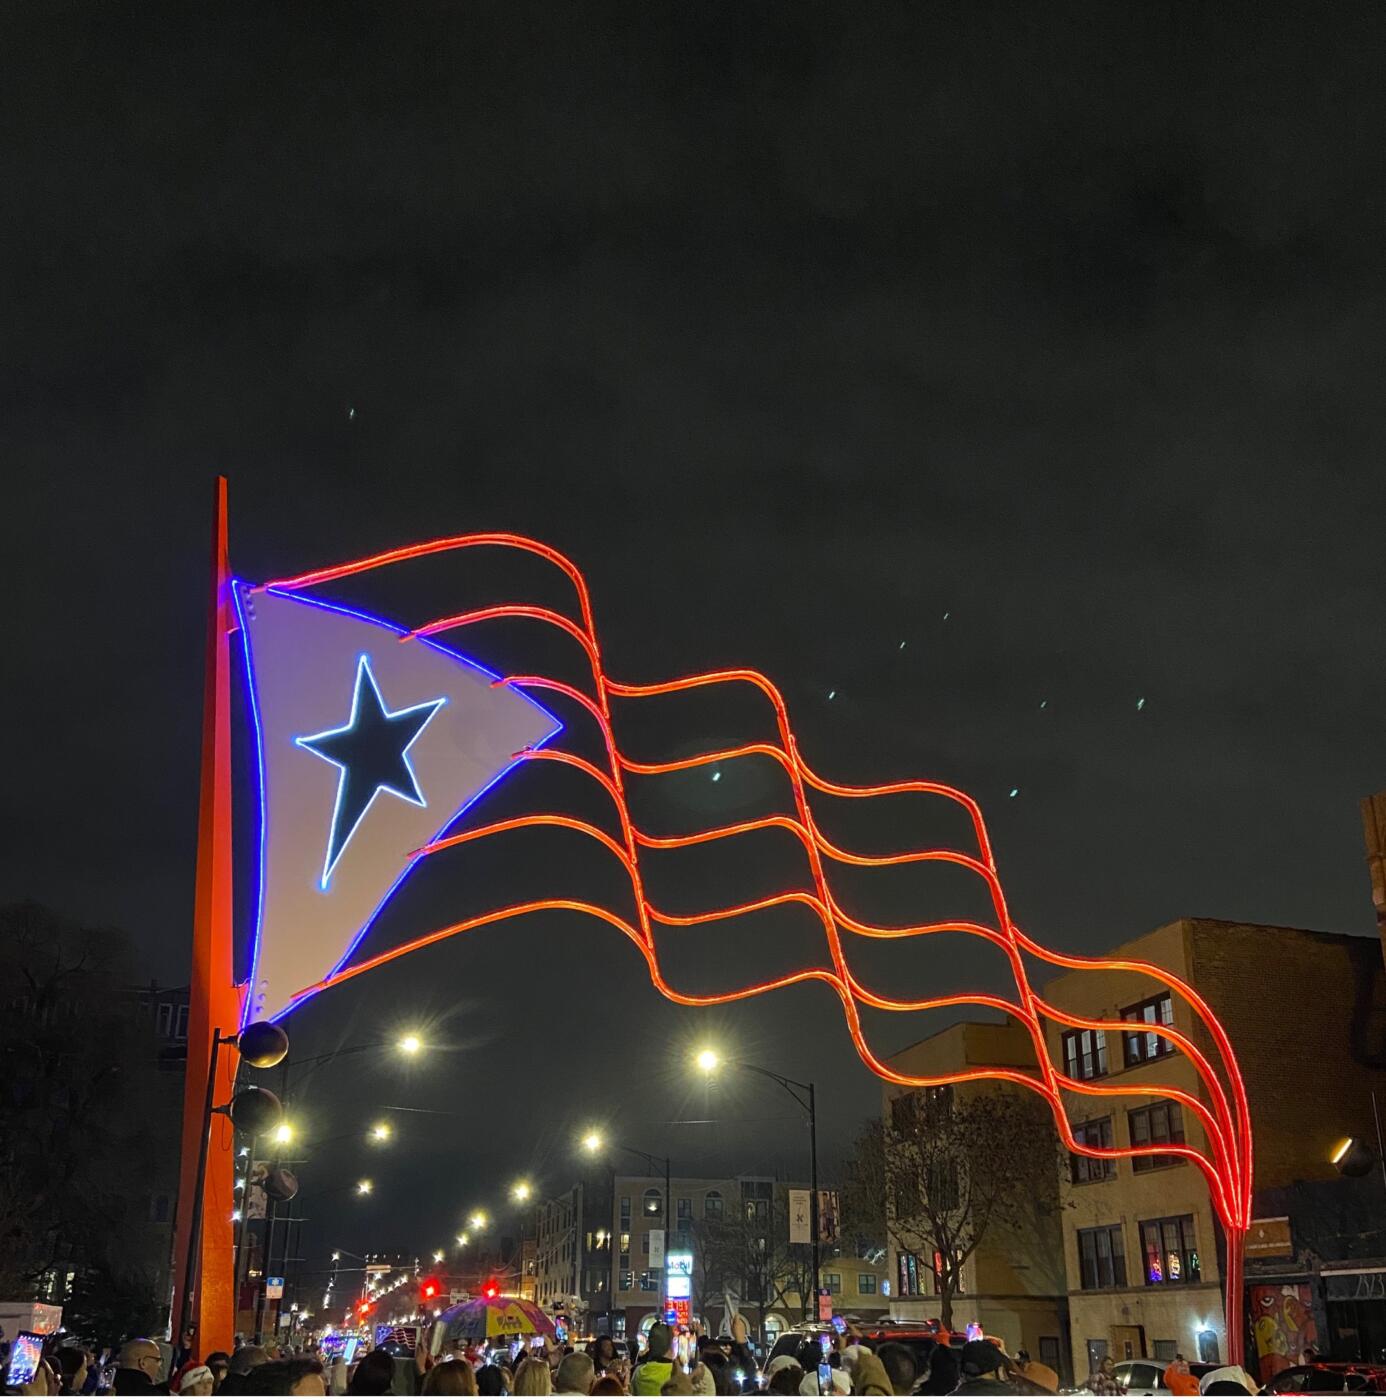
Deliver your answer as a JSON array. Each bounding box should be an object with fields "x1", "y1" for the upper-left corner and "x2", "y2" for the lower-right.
[
  {"x1": 232, "y1": 580, "x2": 563, "y2": 1026},
  {"x1": 294, "y1": 654, "x2": 447, "y2": 890}
]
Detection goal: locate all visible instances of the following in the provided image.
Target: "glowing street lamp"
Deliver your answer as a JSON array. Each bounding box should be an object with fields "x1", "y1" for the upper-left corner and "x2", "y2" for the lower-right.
[
  {"x1": 398, "y1": 1034, "x2": 423, "y2": 1056},
  {"x1": 273, "y1": 1122, "x2": 295, "y2": 1146},
  {"x1": 455, "y1": 1233, "x2": 469, "y2": 1248},
  {"x1": 580, "y1": 1130, "x2": 603, "y2": 1154},
  {"x1": 511, "y1": 1180, "x2": 532, "y2": 1203},
  {"x1": 370, "y1": 1122, "x2": 393, "y2": 1143},
  {"x1": 468, "y1": 1211, "x2": 488, "y2": 1231},
  {"x1": 433, "y1": 1250, "x2": 445, "y2": 1263},
  {"x1": 689, "y1": 1046, "x2": 820, "y2": 1324},
  {"x1": 356, "y1": 1179, "x2": 374, "y2": 1196}
]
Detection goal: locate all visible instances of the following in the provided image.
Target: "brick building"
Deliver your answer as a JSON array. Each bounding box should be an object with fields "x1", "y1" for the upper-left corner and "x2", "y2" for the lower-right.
[
  {"x1": 882, "y1": 1019, "x2": 1070, "y2": 1379},
  {"x1": 536, "y1": 1171, "x2": 886, "y2": 1344},
  {"x1": 1043, "y1": 917, "x2": 1386, "y2": 1379}
]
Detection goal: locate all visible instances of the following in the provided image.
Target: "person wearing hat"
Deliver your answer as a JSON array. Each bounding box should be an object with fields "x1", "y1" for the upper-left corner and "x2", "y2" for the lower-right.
[
  {"x1": 953, "y1": 1339, "x2": 1013, "y2": 1395},
  {"x1": 1198, "y1": 1365, "x2": 1259, "y2": 1395},
  {"x1": 178, "y1": 1365, "x2": 215, "y2": 1396}
]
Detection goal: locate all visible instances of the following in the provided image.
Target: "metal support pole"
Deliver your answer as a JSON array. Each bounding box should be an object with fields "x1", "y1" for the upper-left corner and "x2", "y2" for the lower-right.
[
  {"x1": 809, "y1": 1082, "x2": 820, "y2": 1325},
  {"x1": 179, "y1": 1030, "x2": 224, "y2": 1336}
]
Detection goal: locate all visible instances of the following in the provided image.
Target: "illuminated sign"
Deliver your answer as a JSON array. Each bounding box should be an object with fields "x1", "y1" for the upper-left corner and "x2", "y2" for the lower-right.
[{"x1": 225, "y1": 529, "x2": 1254, "y2": 1364}]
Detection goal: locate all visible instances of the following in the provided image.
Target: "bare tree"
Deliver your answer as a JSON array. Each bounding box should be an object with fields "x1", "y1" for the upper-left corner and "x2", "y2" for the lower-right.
[
  {"x1": 845, "y1": 1087, "x2": 1064, "y2": 1329},
  {"x1": 0, "y1": 902, "x2": 167, "y2": 1332}
]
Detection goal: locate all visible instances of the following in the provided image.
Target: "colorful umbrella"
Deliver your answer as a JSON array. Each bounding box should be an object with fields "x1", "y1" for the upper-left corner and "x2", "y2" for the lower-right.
[{"x1": 436, "y1": 1295, "x2": 556, "y2": 1341}]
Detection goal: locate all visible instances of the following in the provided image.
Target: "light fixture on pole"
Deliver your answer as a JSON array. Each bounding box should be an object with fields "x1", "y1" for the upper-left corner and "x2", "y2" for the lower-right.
[
  {"x1": 180, "y1": 1021, "x2": 291, "y2": 1337},
  {"x1": 695, "y1": 1046, "x2": 820, "y2": 1324}
]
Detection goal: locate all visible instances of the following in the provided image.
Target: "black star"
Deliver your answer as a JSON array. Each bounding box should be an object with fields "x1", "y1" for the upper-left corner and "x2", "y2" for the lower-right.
[{"x1": 295, "y1": 656, "x2": 446, "y2": 888}]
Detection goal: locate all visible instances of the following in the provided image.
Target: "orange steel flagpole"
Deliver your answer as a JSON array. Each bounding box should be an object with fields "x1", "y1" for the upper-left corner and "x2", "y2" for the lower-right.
[{"x1": 170, "y1": 476, "x2": 242, "y2": 1354}]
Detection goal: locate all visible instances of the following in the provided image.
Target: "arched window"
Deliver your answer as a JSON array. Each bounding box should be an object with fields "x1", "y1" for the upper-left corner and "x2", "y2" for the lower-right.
[
  {"x1": 704, "y1": 1190, "x2": 723, "y2": 1219},
  {"x1": 643, "y1": 1187, "x2": 663, "y2": 1217}
]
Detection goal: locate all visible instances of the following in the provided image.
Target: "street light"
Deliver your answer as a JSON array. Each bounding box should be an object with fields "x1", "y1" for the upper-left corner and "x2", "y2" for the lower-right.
[
  {"x1": 433, "y1": 1250, "x2": 445, "y2": 1263},
  {"x1": 512, "y1": 1180, "x2": 532, "y2": 1203},
  {"x1": 273, "y1": 1122, "x2": 295, "y2": 1146},
  {"x1": 469, "y1": 1211, "x2": 488, "y2": 1231},
  {"x1": 695, "y1": 1047, "x2": 820, "y2": 1324},
  {"x1": 455, "y1": 1234, "x2": 469, "y2": 1248},
  {"x1": 370, "y1": 1122, "x2": 393, "y2": 1143},
  {"x1": 357, "y1": 1179, "x2": 374, "y2": 1195},
  {"x1": 398, "y1": 1034, "x2": 423, "y2": 1056},
  {"x1": 580, "y1": 1130, "x2": 671, "y2": 1276}
]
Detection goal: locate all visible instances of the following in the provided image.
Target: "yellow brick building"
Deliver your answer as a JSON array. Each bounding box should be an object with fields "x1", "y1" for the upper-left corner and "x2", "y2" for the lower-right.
[
  {"x1": 883, "y1": 1018, "x2": 1070, "y2": 1380},
  {"x1": 1042, "y1": 917, "x2": 1386, "y2": 1379}
]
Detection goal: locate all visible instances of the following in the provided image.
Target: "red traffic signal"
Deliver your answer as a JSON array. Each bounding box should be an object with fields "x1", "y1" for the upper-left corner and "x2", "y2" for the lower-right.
[
  {"x1": 421, "y1": 1277, "x2": 441, "y2": 1300},
  {"x1": 482, "y1": 1279, "x2": 499, "y2": 1299},
  {"x1": 357, "y1": 1301, "x2": 372, "y2": 1316}
]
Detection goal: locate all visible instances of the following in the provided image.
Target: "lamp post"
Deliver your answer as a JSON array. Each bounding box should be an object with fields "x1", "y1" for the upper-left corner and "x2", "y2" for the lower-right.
[
  {"x1": 180, "y1": 1021, "x2": 290, "y2": 1337},
  {"x1": 581, "y1": 1130, "x2": 671, "y2": 1329},
  {"x1": 696, "y1": 1050, "x2": 820, "y2": 1324}
]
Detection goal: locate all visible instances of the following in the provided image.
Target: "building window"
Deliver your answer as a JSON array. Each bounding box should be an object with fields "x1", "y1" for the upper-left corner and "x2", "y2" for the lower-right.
[
  {"x1": 858, "y1": 1274, "x2": 877, "y2": 1294},
  {"x1": 620, "y1": 1197, "x2": 631, "y2": 1228},
  {"x1": 1062, "y1": 1028, "x2": 1108, "y2": 1081},
  {"x1": 825, "y1": 1273, "x2": 842, "y2": 1292},
  {"x1": 643, "y1": 1188, "x2": 662, "y2": 1217},
  {"x1": 742, "y1": 1180, "x2": 772, "y2": 1227},
  {"x1": 174, "y1": 1003, "x2": 189, "y2": 1039},
  {"x1": 1076, "y1": 1225, "x2": 1127, "y2": 1290},
  {"x1": 1128, "y1": 1101, "x2": 1185, "y2": 1170},
  {"x1": 677, "y1": 1197, "x2": 692, "y2": 1221},
  {"x1": 897, "y1": 1253, "x2": 921, "y2": 1297},
  {"x1": 148, "y1": 1193, "x2": 170, "y2": 1223},
  {"x1": 1070, "y1": 1117, "x2": 1116, "y2": 1183},
  {"x1": 1122, "y1": 992, "x2": 1175, "y2": 1064},
  {"x1": 704, "y1": 1191, "x2": 723, "y2": 1218},
  {"x1": 1139, "y1": 1215, "x2": 1200, "y2": 1285},
  {"x1": 1153, "y1": 1341, "x2": 1177, "y2": 1362}
]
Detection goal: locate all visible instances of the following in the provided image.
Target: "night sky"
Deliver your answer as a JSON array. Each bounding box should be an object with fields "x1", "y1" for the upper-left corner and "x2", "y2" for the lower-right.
[{"x1": 5, "y1": 2, "x2": 1386, "y2": 1267}]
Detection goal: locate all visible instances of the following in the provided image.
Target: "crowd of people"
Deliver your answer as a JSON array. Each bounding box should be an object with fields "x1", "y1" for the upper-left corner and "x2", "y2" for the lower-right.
[{"x1": 4, "y1": 1318, "x2": 1270, "y2": 1397}]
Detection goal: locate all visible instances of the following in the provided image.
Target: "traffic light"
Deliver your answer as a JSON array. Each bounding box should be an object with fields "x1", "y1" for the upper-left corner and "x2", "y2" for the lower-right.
[
  {"x1": 421, "y1": 1276, "x2": 442, "y2": 1301},
  {"x1": 357, "y1": 1300, "x2": 372, "y2": 1316},
  {"x1": 482, "y1": 1279, "x2": 499, "y2": 1299}
]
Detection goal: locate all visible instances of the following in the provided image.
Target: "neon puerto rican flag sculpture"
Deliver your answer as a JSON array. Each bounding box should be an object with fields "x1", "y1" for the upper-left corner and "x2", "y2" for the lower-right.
[{"x1": 227, "y1": 529, "x2": 1252, "y2": 1360}]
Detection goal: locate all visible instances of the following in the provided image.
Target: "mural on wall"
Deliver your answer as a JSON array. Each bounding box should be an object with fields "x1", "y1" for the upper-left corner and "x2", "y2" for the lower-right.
[{"x1": 1250, "y1": 1284, "x2": 1318, "y2": 1382}]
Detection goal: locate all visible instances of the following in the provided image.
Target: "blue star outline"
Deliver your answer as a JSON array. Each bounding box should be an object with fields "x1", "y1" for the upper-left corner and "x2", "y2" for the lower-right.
[{"x1": 295, "y1": 654, "x2": 447, "y2": 890}]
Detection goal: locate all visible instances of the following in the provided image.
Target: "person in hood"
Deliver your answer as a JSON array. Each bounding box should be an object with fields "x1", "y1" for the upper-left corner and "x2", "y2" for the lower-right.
[
  {"x1": 916, "y1": 1344, "x2": 959, "y2": 1396},
  {"x1": 1163, "y1": 1355, "x2": 1200, "y2": 1397}
]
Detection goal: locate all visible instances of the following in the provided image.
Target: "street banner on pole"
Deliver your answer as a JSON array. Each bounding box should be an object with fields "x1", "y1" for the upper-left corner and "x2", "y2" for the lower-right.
[
  {"x1": 788, "y1": 1189, "x2": 812, "y2": 1244},
  {"x1": 816, "y1": 1190, "x2": 840, "y2": 1244},
  {"x1": 648, "y1": 1229, "x2": 665, "y2": 1268}
]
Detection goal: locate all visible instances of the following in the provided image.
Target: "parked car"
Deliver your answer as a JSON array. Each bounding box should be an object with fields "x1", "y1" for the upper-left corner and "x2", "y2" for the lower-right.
[
  {"x1": 1263, "y1": 1362, "x2": 1386, "y2": 1393},
  {"x1": 1084, "y1": 1359, "x2": 1218, "y2": 1395}
]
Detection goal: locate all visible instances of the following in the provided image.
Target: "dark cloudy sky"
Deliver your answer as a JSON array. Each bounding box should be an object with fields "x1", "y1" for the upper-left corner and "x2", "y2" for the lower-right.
[{"x1": 4, "y1": 2, "x2": 1385, "y2": 1265}]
